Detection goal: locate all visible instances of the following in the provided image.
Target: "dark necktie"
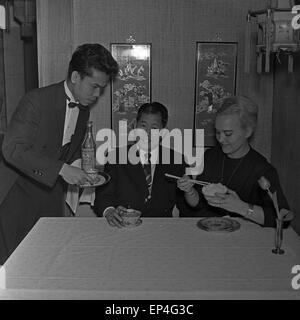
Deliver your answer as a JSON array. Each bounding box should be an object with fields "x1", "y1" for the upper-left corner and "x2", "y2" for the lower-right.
[
  {"x1": 143, "y1": 153, "x2": 152, "y2": 194},
  {"x1": 68, "y1": 101, "x2": 85, "y2": 111}
]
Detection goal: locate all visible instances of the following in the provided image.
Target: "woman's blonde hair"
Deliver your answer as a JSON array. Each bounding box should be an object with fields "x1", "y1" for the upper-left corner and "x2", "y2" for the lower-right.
[{"x1": 216, "y1": 95, "x2": 258, "y2": 132}]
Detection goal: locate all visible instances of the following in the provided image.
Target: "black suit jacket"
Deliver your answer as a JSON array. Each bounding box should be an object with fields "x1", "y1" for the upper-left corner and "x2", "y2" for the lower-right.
[
  {"x1": 0, "y1": 81, "x2": 90, "y2": 205},
  {"x1": 94, "y1": 145, "x2": 189, "y2": 217},
  {"x1": 0, "y1": 81, "x2": 91, "y2": 264}
]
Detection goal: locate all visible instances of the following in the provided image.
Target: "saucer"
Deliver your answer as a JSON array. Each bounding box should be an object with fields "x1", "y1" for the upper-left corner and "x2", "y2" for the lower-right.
[
  {"x1": 122, "y1": 219, "x2": 143, "y2": 228},
  {"x1": 197, "y1": 217, "x2": 241, "y2": 233}
]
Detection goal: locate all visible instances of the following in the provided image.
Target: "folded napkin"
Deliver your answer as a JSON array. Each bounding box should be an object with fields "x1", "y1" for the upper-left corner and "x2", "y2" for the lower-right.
[{"x1": 65, "y1": 159, "x2": 95, "y2": 215}]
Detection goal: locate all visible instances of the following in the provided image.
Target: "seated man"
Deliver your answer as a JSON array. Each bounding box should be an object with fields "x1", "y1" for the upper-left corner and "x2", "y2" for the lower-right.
[{"x1": 93, "y1": 102, "x2": 189, "y2": 227}]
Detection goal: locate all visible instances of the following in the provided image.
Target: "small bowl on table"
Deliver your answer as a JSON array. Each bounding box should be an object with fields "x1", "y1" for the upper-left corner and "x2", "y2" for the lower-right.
[{"x1": 119, "y1": 208, "x2": 142, "y2": 227}]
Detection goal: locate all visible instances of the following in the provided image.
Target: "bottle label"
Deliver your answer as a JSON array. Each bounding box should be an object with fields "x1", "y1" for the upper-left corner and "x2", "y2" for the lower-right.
[{"x1": 82, "y1": 148, "x2": 96, "y2": 172}]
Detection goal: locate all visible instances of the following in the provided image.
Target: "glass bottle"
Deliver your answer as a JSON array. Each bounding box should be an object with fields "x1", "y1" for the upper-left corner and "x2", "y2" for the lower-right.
[{"x1": 81, "y1": 121, "x2": 96, "y2": 173}]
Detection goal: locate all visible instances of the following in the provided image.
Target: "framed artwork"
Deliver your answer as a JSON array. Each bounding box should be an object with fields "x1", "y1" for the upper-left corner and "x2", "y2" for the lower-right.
[
  {"x1": 111, "y1": 43, "x2": 151, "y2": 142},
  {"x1": 194, "y1": 42, "x2": 237, "y2": 146}
]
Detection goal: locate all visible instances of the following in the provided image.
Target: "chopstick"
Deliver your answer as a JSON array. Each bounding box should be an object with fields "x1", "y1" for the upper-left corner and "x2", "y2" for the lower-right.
[{"x1": 164, "y1": 173, "x2": 210, "y2": 186}]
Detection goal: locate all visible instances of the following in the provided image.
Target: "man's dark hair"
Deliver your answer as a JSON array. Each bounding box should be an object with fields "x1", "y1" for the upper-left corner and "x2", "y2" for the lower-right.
[
  {"x1": 137, "y1": 102, "x2": 168, "y2": 128},
  {"x1": 67, "y1": 43, "x2": 119, "y2": 79}
]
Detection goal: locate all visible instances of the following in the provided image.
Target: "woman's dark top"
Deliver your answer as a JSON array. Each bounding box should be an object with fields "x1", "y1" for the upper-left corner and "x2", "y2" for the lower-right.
[{"x1": 182, "y1": 145, "x2": 289, "y2": 227}]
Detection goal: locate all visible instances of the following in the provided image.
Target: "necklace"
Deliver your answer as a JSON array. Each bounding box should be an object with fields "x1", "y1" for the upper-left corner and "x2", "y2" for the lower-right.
[{"x1": 221, "y1": 155, "x2": 245, "y2": 187}]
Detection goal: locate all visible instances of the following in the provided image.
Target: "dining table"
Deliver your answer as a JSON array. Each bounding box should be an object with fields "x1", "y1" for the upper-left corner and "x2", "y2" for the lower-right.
[{"x1": 0, "y1": 217, "x2": 299, "y2": 300}]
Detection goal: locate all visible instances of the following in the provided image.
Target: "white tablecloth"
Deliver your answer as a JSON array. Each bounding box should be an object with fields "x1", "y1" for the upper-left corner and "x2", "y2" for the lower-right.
[{"x1": 1, "y1": 217, "x2": 300, "y2": 299}]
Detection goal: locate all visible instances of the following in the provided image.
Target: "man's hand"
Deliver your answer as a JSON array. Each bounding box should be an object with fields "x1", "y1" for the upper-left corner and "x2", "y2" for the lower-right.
[
  {"x1": 59, "y1": 164, "x2": 95, "y2": 185},
  {"x1": 105, "y1": 206, "x2": 127, "y2": 228}
]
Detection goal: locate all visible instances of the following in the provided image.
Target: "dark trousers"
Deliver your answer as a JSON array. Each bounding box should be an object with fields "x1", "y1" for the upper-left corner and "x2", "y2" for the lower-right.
[{"x1": 0, "y1": 176, "x2": 65, "y2": 265}]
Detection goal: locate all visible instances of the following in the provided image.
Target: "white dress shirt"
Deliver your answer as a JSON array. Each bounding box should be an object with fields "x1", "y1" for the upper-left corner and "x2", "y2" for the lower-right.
[
  {"x1": 63, "y1": 81, "x2": 79, "y2": 146},
  {"x1": 63, "y1": 81, "x2": 94, "y2": 214}
]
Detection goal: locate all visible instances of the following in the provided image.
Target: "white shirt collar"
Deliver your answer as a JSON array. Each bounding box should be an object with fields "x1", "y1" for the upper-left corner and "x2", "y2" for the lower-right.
[
  {"x1": 138, "y1": 145, "x2": 159, "y2": 165},
  {"x1": 64, "y1": 81, "x2": 76, "y2": 103}
]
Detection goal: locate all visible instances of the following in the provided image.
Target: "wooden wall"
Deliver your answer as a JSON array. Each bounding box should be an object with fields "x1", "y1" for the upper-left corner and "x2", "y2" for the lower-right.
[
  {"x1": 36, "y1": 0, "x2": 273, "y2": 159},
  {"x1": 36, "y1": 0, "x2": 74, "y2": 87},
  {"x1": 272, "y1": 53, "x2": 300, "y2": 235}
]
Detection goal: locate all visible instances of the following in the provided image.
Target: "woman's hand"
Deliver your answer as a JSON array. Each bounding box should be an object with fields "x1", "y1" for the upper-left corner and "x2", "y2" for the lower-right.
[
  {"x1": 177, "y1": 174, "x2": 199, "y2": 207},
  {"x1": 177, "y1": 175, "x2": 194, "y2": 193},
  {"x1": 205, "y1": 188, "x2": 248, "y2": 215}
]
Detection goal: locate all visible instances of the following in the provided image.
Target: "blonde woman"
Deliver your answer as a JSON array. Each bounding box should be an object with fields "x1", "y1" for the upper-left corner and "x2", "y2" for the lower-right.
[{"x1": 178, "y1": 96, "x2": 290, "y2": 227}]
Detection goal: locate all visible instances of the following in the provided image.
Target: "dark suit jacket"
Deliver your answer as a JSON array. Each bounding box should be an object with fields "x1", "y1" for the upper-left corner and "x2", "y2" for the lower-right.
[
  {"x1": 0, "y1": 81, "x2": 90, "y2": 206},
  {"x1": 94, "y1": 145, "x2": 189, "y2": 217}
]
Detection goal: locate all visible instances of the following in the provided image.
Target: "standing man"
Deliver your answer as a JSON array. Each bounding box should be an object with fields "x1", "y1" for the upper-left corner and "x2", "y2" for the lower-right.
[{"x1": 0, "y1": 43, "x2": 118, "y2": 264}]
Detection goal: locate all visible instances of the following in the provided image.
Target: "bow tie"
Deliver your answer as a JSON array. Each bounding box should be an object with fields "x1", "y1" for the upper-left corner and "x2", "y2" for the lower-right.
[{"x1": 68, "y1": 101, "x2": 85, "y2": 110}]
